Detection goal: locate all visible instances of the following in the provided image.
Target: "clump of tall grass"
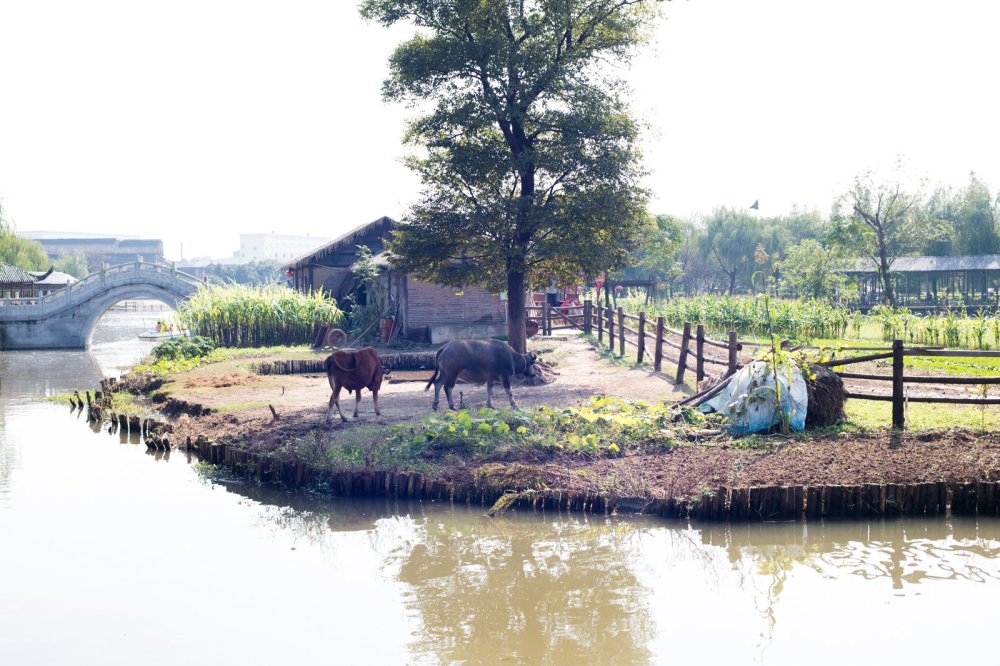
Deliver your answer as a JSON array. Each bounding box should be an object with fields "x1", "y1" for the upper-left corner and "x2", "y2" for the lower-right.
[
  {"x1": 176, "y1": 284, "x2": 342, "y2": 348},
  {"x1": 614, "y1": 292, "x2": 850, "y2": 340},
  {"x1": 869, "y1": 306, "x2": 1000, "y2": 350}
]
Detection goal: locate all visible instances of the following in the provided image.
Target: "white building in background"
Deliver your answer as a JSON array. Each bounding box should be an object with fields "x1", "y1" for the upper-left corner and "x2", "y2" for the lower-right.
[{"x1": 228, "y1": 232, "x2": 333, "y2": 264}]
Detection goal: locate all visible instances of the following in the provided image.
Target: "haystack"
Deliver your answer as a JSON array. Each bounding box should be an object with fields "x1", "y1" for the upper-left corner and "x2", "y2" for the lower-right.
[
  {"x1": 805, "y1": 364, "x2": 846, "y2": 428},
  {"x1": 515, "y1": 357, "x2": 558, "y2": 386}
]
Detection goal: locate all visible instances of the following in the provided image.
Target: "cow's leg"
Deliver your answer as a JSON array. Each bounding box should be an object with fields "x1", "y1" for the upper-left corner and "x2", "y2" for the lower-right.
[
  {"x1": 372, "y1": 387, "x2": 381, "y2": 416},
  {"x1": 353, "y1": 389, "x2": 362, "y2": 418},
  {"x1": 444, "y1": 380, "x2": 457, "y2": 410},
  {"x1": 432, "y1": 378, "x2": 443, "y2": 411},
  {"x1": 333, "y1": 385, "x2": 347, "y2": 423},
  {"x1": 502, "y1": 376, "x2": 518, "y2": 409},
  {"x1": 330, "y1": 384, "x2": 348, "y2": 423},
  {"x1": 326, "y1": 389, "x2": 337, "y2": 424},
  {"x1": 485, "y1": 381, "x2": 494, "y2": 409}
]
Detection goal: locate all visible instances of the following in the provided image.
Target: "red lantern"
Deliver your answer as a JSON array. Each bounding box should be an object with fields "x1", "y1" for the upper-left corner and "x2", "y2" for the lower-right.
[{"x1": 285, "y1": 269, "x2": 294, "y2": 278}]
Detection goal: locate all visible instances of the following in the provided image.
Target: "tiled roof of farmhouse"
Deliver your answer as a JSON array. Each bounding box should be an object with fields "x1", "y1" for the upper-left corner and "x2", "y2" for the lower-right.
[
  {"x1": 846, "y1": 255, "x2": 1000, "y2": 273},
  {"x1": 285, "y1": 216, "x2": 397, "y2": 270},
  {"x1": 0, "y1": 262, "x2": 38, "y2": 284}
]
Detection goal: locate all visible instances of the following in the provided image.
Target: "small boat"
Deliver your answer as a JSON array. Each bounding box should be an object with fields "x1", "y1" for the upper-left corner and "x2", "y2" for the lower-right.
[{"x1": 138, "y1": 329, "x2": 183, "y2": 341}]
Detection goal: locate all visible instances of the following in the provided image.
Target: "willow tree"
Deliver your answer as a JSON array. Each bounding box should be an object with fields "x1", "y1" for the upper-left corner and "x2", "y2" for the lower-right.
[
  {"x1": 361, "y1": 0, "x2": 660, "y2": 352},
  {"x1": 0, "y1": 201, "x2": 48, "y2": 271}
]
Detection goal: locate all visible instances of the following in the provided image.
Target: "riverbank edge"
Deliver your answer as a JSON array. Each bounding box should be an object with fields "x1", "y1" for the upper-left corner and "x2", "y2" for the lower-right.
[
  {"x1": 85, "y1": 370, "x2": 1000, "y2": 524},
  {"x1": 181, "y1": 435, "x2": 999, "y2": 522}
]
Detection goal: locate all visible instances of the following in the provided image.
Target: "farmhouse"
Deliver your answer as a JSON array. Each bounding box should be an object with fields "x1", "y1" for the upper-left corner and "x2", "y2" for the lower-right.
[
  {"x1": 0, "y1": 263, "x2": 43, "y2": 300},
  {"x1": 284, "y1": 217, "x2": 508, "y2": 343},
  {"x1": 845, "y1": 255, "x2": 1000, "y2": 311}
]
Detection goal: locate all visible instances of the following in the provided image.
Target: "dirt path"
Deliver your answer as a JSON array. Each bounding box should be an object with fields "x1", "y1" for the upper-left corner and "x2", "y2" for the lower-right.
[{"x1": 162, "y1": 334, "x2": 686, "y2": 442}]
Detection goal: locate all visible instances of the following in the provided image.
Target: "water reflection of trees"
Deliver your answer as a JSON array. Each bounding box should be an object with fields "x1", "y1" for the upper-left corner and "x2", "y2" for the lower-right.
[
  {"x1": 698, "y1": 518, "x2": 1000, "y2": 637},
  {"x1": 200, "y1": 482, "x2": 659, "y2": 661},
  {"x1": 394, "y1": 514, "x2": 655, "y2": 664}
]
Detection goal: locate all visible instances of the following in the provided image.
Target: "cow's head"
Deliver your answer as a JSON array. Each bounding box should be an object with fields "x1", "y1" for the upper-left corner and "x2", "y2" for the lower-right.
[{"x1": 522, "y1": 351, "x2": 539, "y2": 377}]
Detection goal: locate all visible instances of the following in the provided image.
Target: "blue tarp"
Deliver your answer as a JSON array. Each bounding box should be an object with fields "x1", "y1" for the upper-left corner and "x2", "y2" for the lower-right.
[{"x1": 703, "y1": 361, "x2": 808, "y2": 434}]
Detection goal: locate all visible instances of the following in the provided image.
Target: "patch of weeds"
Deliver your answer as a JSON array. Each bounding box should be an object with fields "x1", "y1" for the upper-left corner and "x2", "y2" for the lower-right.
[
  {"x1": 473, "y1": 463, "x2": 546, "y2": 491},
  {"x1": 267, "y1": 425, "x2": 409, "y2": 471},
  {"x1": 47, "y1": 393, "x2": 77, "y2": 406},
  {"x1": 131, "y1": 356, "x2": 205, "y2": 377},
  {"x1": 598, "y1": 461, "x2": 650, "y2": 499},
  {"x1": 398, "y1": 408, "x2": 534, "y2": 459},
  {"x1": 392, "y1": 398, "x2": 679, "y2": 463},
  {"x1": 726, "y1": 433, "x2": 779, "y2": 452}
]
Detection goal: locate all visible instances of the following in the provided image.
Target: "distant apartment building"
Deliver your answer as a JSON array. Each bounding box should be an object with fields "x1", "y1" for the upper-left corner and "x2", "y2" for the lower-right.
[
  {"x1": 22, "y1": 233, "x2": 165, "y2": 270},
  {"x1": 232, "y1": 233, "x2": 332, "y2": 263}
]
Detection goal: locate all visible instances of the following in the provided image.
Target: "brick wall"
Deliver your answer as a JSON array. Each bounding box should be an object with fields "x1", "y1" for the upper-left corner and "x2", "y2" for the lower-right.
[{"x1": 406, "y1": 278, "x2": 507, "y2": 328}]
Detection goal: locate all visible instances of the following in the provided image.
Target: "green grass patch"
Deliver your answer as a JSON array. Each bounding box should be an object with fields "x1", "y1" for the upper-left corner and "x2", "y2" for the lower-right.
[
  {"x1": 400, "y1": 397, "x2": 679, "y2": 460},
  {"x1": 47, "y1": 390, "x2": 151, "y2": 418},
  {"x1": 214, "y1": 401, "x2": 272, "y2": 413},
  {"x1": 264, "y1": 425, "x2": 415, "y2": 471},
  {"x1": 844, "y1": 398, "x2": 1000, "y2": 431}
]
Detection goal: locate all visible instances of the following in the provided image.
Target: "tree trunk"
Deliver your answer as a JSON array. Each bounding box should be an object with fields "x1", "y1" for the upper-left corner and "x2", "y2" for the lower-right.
[
  {"x1": 506, "y1": 270, "x2": 527, "y2": 353},
  {"x1": 876, "y1": 236, "x2": 896, "y2": 307}
]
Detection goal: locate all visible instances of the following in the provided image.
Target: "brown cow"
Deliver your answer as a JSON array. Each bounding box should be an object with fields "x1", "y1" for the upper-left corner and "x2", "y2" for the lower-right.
[
  {"x1": 324, "y1": 347, "x2": 384, "y2": 424},
  {"x1": 425, "y1": 339, "x2": 537, "y2": 411}
]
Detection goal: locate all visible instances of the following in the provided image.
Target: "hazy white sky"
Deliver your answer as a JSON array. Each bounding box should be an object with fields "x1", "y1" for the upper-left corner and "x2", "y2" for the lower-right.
[{"x1": 1, "y1": 0, "x2": 998, "y2": 261}]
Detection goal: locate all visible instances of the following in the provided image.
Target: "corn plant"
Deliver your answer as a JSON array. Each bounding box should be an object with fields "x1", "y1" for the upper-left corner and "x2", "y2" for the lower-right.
[{"x1": 176, "y1": 284, "x2": 342, "y2": 348}]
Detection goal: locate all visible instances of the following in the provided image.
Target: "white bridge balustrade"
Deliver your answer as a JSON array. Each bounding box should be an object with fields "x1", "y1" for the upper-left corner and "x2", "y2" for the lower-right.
[{"x1": 0, "y1": 261, "x2": 204, "y2": 349}]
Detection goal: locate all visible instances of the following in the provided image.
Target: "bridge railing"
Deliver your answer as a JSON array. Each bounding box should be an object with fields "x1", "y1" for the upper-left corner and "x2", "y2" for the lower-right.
[{"x1": 0, "y1": 261, "x2": 204, "y2": 313}]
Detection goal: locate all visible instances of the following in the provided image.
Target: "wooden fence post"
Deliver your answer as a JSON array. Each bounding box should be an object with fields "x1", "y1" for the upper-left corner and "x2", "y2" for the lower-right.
[
  {"x1": 696, "y1": 324, "x2": 705, "y2": 383},
  {"x1": 583, "y1": 300, "x2": 592, "y2": 335},
  {"x1": 597, "y1": 301, "x2": 604, "y2": 342},
  {"x1": 676, "y1": 322, "x2": 692, "y2": 384},
  {"x1": 637, "y1": 312, "x2": 646, "y2": 364},
  {"x1": 727, "y1": 331, "x2": 739, "y2": 377},
  {"x1": 607, "y1": 306, "x2": 615, "y2": 351},
  {"x1": 543, "y1": 301, "x2": 551, "y2": 336},
  {"x1": 654, "y1": 316, "x2": 665, "y2": 372},
  {"x1": 892, "y1": 339, "x2": 905, "y2": 429},
  {"x1": 617, "y1": 307, "x2": 625, "y2": 356}
]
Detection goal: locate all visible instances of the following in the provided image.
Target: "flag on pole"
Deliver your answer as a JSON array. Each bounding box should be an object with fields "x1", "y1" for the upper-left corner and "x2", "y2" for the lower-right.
[{"x1": 749, "y1": 200, "x2": 759, "y2": 210}]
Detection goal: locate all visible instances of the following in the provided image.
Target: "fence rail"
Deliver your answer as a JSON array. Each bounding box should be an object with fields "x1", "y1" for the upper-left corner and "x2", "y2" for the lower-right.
[
  {"x1": 530, "y1": 304, "x2": 999, "y2": 430},
  {"x1": 823, "y1": 339, "x2": 1000, "y2": 428},
  {"x1": 526, "y1": 300, "x2": 746, "y2": 388}
]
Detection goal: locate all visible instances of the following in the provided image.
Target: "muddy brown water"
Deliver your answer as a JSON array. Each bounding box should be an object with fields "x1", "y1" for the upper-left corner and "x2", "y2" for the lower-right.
[{"x1": 1, "y1": 310, "x2": 999, "y2": 664}]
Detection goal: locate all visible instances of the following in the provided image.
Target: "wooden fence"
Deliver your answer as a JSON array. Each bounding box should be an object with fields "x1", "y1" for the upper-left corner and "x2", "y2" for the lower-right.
[
  {"x1": 527, "y1": 300, "x2": 747, "y2": 387},
  {"x1": 824, "y1": 340, "x2": 1000, "y2": 429}
]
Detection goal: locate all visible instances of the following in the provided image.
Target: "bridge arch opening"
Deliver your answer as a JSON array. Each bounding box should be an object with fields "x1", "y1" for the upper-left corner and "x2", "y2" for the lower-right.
[
  {"x1": 90, "y1": 297, "x2": 178, "y2": 347},
  {"x1": 82, "y1": 286, "x2": 189, "y2": 348}
]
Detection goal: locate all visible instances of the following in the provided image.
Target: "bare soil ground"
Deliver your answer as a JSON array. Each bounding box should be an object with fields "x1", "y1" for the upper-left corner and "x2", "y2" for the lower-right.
[{"x1": 152, "y1": 334, "x2": 1000, "y2": 499}]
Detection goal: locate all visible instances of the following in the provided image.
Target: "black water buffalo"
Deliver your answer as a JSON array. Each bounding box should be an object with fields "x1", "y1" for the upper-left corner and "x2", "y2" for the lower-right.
[
  {"x1": 425, "y1": 339, "x2": 538, "y2": 410},
  {"x1": 324, "y1": 347, "x2": 384, "y2": 424}
]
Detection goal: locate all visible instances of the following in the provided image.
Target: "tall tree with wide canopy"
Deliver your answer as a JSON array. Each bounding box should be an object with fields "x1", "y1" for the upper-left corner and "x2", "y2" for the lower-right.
[
  {"x1": 831, "y1": 167, "x2": 934, "y2": 308},
  {"x1": 361, "y1": 0, "x2": 660, "y2": 351}
]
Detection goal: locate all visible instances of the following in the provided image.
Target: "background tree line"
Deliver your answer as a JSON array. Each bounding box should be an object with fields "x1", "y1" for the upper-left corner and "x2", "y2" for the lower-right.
[{"x1": 633, "y1": 172, "x2": 999, "y2": 304}]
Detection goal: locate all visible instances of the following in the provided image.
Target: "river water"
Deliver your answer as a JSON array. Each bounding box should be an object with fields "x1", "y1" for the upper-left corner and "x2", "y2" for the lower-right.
[{"x1": 1, "y1": 311, "x2": 999, "y2": 664}]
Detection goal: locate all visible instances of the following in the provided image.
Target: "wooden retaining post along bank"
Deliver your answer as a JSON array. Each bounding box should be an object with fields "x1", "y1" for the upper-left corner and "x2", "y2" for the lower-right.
[
  {"x1": 74, "y1": 374, "x2": 1000, "y2": 521},
  {"x1": 140, "y1": 437, "x2": 1000, "y2": 522}
]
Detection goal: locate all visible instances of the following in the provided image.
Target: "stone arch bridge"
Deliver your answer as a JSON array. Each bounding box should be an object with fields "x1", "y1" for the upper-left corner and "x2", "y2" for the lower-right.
[{"x1": 0, "y1": 261, "x2": 203, "y2": 350}]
